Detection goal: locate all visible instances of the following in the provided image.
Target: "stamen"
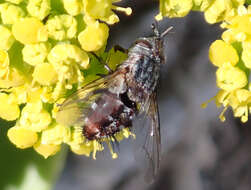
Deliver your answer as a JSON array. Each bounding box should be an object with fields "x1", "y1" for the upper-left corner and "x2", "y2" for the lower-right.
[
  {"x1": 92, "y1": 140, "x2": 100, "y2": 160},
  {"x1": 219, "y1": 106, "x2": 228, "y2": 122},
  {"x1": 106, "y1": 140, "x2": 118, "y2": 159},
  {"x1": 201, "y1": 96, "x2": 216, "y2": 108},
  {"x1": 112, "y1": 5, "x2": 132, "y2": 15}
]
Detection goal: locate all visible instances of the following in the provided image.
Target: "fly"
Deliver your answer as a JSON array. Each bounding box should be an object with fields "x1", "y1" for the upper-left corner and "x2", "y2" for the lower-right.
[{"x1": 56, "y1": 22, "x2": 173, "y2": 179}]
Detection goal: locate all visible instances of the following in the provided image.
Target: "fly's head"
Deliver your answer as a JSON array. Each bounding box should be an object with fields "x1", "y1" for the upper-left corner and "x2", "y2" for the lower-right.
[
  {"x1": 150, "y1": 22, "x2": 173, "y2": 65},
  {"x1": 132, "y1": 23, "x2": 173, "y2": 65}
]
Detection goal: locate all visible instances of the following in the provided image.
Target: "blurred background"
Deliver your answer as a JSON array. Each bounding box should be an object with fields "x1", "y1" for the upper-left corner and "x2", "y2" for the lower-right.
[{"x1": 53, "y1": 1, "x2": 251, "y2": 190}]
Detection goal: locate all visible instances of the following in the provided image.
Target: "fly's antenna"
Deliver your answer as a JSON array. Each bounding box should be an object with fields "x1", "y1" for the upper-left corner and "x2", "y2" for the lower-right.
[{"x1": 160, "y1": 26, "x2": 173, "y2": 38}]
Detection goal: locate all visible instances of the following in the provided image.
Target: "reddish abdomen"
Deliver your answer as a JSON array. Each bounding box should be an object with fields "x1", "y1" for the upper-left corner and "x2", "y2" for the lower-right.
[{"x1": 83, "y1": 91, "x2": 137, "y2": 140}]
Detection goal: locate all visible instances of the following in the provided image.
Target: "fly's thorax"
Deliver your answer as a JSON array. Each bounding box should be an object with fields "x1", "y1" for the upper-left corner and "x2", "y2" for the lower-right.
[{"x1": 122, "y1": 37, "x2": 162, "y2": 103}]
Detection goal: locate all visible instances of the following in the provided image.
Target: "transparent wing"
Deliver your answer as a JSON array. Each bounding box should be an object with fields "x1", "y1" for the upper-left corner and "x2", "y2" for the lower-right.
[
  {"x1": 132, "y1": 92, "x2": 161, "y2": 182},
  {"x1": 146, "y1": 92, "x2": 161, "y2": 179},
  {"x1": 56, "y1": 73, "x2": 117, "y2": 127}
]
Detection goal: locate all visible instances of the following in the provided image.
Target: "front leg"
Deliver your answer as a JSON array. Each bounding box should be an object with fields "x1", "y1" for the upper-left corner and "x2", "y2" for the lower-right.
[
  {"x1": 114, "y1": 45, "x2": 128, "y2": 54},
  {"x1": 90, "y1": 52, "x2": 113, "y2": 74}
]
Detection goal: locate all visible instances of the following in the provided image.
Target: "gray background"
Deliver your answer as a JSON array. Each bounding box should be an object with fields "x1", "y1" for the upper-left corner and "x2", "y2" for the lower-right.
[{"x1": 55, "y1": 1, "x2": 251, "y2": 190}]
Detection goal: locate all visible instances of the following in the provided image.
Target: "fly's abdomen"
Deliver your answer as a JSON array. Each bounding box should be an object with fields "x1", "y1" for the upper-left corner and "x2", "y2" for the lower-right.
[{"x1": 83, "y1": 91, "x2": 137, "y2": 140}]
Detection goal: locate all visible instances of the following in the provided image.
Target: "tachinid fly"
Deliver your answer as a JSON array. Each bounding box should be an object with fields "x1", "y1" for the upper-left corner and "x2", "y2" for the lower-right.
[{"x1": 56, "y1": 23, "x2": 172, "y2": 179}]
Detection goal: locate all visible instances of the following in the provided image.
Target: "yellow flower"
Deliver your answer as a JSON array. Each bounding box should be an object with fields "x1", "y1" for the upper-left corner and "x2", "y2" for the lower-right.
[
  {"x1": 0, "y1": 93, "x2": 20, "y2": 121},
  {"x1": 156, "y1": 0, "x2": 245, "y2": 24},
  {"x1": 211, "y1": 89, "x2": 251, "y2": 122},
  {"x1": 8, "y1": 125, "x2": 38, "y2": 148},
  {"x1": 62, "y1": 0, "x2": 83, "y2": 16},
  {"x1": 192, "y1": 0, "x2": 211, "y2": 11},
  {"x1": 227, "y1": 14, "x2": 251, "y2": 35},
  {"x1": 27, "y1": 0, "x2": 51, "y2": 20},
  {"x1": 22, "y1": 42, "x2": 51, "y2": 66},
  {"x1": 0, "y1": 3, "x2": 25, "y2": 24},
  {"x1": 204, "y1": 6, "x2": 251, "y2": 123},
  {"x1": 209, "y1": 40, "x2": 239, "y2": 67},
  {"x1": 48, "y1": 44, "x2": 89, "y2": 68},
  {"x1": 78, "y1": 21, "x2": 109, "y2": 52},
  {"x1": 0, "y1": 25, "x2": 15, "y2": 51},
  {"x1": 233, "y1": 89, "x2": 251, "y2": 122},
  {"x1": 12, "y1": 17, "x2": 48, "y2": 44},
  {"x1": 41, "y1": 123, "x2": 71, "y2": 145},
  {"x1": 83, "y1": 0, "x2": 132, "y2": 25},
  {"x1": 46, "y1": 14, "x2": 77, "y2": 41},
  {"x1": 19, "y1": 101, "x2": 51, "y2": 132},
  {"x1": 0, "y1": 68, "x2": 25, "y2": 88},
  {"x1": 47, "y1": 43, "x2": 89, "y2": 96},
  {"x1": 216, "y1": 63, "x2": 247, "y2": 91},
  {"x1": 204, "y1": 0, "x2": 243, "y2": 24},
  {"x1": 155, "y1": 0, "x2": 193, "y2": 20}
]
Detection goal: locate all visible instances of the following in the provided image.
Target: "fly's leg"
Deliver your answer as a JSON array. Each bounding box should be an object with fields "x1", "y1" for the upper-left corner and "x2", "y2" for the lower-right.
[
  {"x1": 114, "y1": 45, "x2": 128, "y2": 54},
  {"x1": 90, "y1": 52, "x2": 113, "y2": 74}
]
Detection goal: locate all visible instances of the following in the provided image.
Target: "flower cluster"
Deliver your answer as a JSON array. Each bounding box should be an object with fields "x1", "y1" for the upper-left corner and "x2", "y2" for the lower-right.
[
  {"x1": 156, "y1": 0, "x2": 245, "y2": 24},
  {"x1": 0, "y1": 0, "x2": 132, "y2": 158},
  {"x1": 157, "y1": 1, "x2": 251, "y2": 122},
  {"x1": 205, "y1": 6, "x2": 251, "y2": 122}
]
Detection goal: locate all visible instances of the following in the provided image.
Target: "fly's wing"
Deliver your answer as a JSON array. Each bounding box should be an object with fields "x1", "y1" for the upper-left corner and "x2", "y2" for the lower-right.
[
  {"x1": 146, "y1": 92, "x2": 161, "y2": 179},
  {"x1": 132, "y1": 92, "x2": 161, "y2": 182},
  {"x1": 56, "y1": 73, "x2": 116, "y2": 127}
]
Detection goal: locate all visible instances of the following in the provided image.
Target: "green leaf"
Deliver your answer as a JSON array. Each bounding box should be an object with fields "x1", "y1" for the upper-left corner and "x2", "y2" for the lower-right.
[{"x1": 0, "y1": 119, "x2": 67, "y2": 190}]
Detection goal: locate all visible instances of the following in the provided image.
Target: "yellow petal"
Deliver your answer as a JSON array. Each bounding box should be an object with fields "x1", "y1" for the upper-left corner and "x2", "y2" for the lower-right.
[
  {"x1": 0, "y1": 93, "x2": 20, "y2": 121},
  {"x1": 216, "y1": 63, "x2": 247, "y2": 91},
  {"x1": 33, "y1": 62, "x2": 58, "y2": 85},
  {"x1": 12, "y1": 17, "x2": 48, "y2": 44},
  {"x1": 0, "y1": 50, "x2": 9, "y2": 78},
  {"x1": 34, "y1": 141, "x2": 61, "y2": 158},
  {"x1": 78, "y1": 21, "x2": 109, "y2": 52},
  {"x1": 209, "y1": 40, "x2": 239, "y2": 67},
  {"x1": 0, "y1": 68, "x2": 25, "y2": 88},
  {"x1": 8, "y1": 126, "x2": 38, "y2": 148},
  {"x1": 0, "y1": 25, "x2": 15, "y2": 50}
]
